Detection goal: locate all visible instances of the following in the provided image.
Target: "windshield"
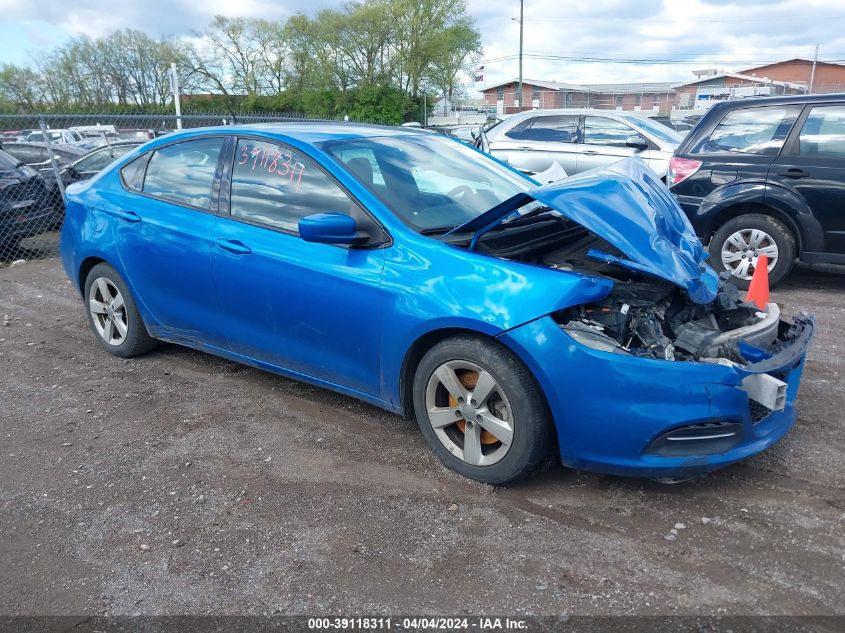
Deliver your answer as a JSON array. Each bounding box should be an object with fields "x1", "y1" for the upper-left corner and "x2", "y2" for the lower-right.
[
  {"x1": 631, "y1": 116, "x2": 683, "y2": 145},
  {"x1": 320, "y1": 133, "x2": 536, "y2": 232}
]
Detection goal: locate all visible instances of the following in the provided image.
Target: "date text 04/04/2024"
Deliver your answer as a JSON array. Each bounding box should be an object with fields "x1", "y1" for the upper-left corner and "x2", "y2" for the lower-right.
[{"x1": 307, "y1": 617, "x2": 529, "y2": 630}]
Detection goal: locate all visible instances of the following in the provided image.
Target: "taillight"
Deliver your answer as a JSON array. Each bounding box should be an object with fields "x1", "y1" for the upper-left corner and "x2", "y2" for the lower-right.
[{"x1": 667, "y1": 156, "x2": 702, "y2": 187}]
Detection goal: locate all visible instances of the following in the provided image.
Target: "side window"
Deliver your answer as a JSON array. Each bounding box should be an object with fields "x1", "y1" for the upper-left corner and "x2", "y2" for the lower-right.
[
  {"x1": 230, "y1": 139, "x2": 353, "y2": 233},
  {"x1": 120, "y1": 154, "x2": 149, "y2": 191},
  {"x1": 708, "y1": 106, "x2": 802, "y2": 155},
  {"x1": 504, "y1": 118, "x2": 533, "y2": 140},
  {"x1": 583, "y1": 117, "x2": 635, "y2": 147},
  {"x1": 143, "y1": 137, "x2": 224, "y2": 209},
  {"x1": 519, "y1": 116, "x2": 578, "y2": 143},
  {"x1": 797, "y1": 105, "x2": 845, "y2": 158}
]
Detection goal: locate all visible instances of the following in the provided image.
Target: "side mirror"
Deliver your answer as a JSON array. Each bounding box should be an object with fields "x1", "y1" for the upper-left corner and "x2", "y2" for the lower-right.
[
  {"x1": 298, "y1": 213, "x2": 367, "y2": 246},
  {"x1": 626, "y1": 134, "x2": 649, "y2": 150}
]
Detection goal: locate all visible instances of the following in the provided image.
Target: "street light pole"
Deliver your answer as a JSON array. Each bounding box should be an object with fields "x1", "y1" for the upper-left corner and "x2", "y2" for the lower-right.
[{"x1": 518, "y1": 0, "x2": 523, "y2": 111}]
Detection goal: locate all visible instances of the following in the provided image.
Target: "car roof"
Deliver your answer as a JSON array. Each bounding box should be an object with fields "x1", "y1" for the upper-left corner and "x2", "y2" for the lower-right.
[
  {"x1": 503, "y1": 108, "x2": 656, "y2": 119},
  {"x1": 707, "y1": 92, "x2": 845, "y2": 110},
  {"x1": 1, "y1": 141, "x2": 87, "y2": 155},
  {"x1": 162, "y1": 122, "x2": 428, "y2": 145}
]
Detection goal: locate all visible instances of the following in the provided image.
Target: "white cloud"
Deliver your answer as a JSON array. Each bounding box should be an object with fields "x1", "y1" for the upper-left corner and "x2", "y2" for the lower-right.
[{"x1": 2, "y1": 0, "x2": 844, "y2": 92}]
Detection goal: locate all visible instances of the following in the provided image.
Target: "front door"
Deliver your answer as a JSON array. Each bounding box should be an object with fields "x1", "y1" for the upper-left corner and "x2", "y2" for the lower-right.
[
  {"x1": 769, "y1": 103, "x2": 845, "y2": 254},
  {"x1": 577, "y1": 116, "x2": 643, "y2": 173},
  {"x1": 210, "y1": 137, "x2": 385, "y2": 397}
]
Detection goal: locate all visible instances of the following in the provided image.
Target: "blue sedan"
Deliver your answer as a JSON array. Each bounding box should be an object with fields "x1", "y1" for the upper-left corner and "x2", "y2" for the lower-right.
[{"x1": 59, "y1": 123, "x2": 814, "y2": 484}]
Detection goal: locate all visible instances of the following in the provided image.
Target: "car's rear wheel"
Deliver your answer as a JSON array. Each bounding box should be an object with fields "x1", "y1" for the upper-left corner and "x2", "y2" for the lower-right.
[
  {"x1": 412, "y1": 335, "x2": 551, "y2": 485},
  {"x1": 84, "y1": 263, "x2": 157, "y2": 358},
  {"x1": 709, "y1": 214, "x2": 796, "y2": 289}
]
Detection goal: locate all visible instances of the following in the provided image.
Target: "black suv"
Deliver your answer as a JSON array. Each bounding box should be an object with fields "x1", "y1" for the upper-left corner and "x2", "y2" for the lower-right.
[{"x1": 669, "y1": 93, "x2": 845, "y2": 287}]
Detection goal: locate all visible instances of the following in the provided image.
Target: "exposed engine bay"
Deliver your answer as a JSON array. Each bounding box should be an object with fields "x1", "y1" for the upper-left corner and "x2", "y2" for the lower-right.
[{"x1": 469, "y1": 216, "x2": 802, "y2": 365}]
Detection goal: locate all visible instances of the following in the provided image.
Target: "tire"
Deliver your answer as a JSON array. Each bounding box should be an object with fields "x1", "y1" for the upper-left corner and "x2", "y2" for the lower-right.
[
  {"x1": 83, "y1": 262, "x2": 157, "y2": 358},
  {"x1": 412, "y1": 335, "x2": 551, "y2": 485},
  {"x1": 0, "y1": 234, "x2": 22, "y2": 259},
  {"x1": 709, "y1": 213, "x2": 796, "y2": 289}
]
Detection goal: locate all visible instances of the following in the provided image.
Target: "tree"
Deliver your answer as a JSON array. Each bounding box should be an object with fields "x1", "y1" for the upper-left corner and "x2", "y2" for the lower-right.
[
  {"x1": 426, "y1": 20, "x2": 481, "y2": 106},
  {"x1": 0, "y1": 0, "x2": 482, "y2": 120}
]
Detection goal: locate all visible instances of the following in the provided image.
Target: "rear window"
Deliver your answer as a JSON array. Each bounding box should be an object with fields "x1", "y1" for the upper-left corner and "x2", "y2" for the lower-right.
[
  {"x1": 506, "y1": 115, "x2": 577, "y2": 143},
  {"x1": 0, "y1": 149, "x2": 19, "y2": 171},
  {"x1": 708, "y1": 105, "x2": 802, "y2": 155},
  {"x1": 120, "y1": 154, "x2": 149, "y2": 191}
]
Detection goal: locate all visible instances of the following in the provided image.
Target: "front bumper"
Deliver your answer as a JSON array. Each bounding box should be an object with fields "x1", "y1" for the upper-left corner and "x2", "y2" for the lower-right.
[{"x1": 498, "y1": 313, "x2": 814, "y2": 479}]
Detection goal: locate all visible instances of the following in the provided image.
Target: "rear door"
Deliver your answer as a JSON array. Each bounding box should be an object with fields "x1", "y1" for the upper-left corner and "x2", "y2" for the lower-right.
[
  {"x1": 112, "y1": 136, "x2": 227, "y2": 346},
  {"x1": 577, "y1": 116, "x2": 644, "y2": 173},
  {"x1": 768, "y1": 103, "x2": 845, "y2": 254},
  {"x1": 488, "y1": 114, "x2": 580, "y2": 175}
]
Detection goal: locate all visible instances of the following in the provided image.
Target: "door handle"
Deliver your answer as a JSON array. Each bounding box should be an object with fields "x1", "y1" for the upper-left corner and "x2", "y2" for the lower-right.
[
  {"x1": 581, "y1": 150, "x2": 599, "y2": 155},
  {"x1": 516, "y1": 146, "x2": 534, "y2": 151},
  {"x1": 106, "y1": 208, "x2": 141, "y2": 223},
  {"x1": 215, "y1": 238, "x2": 252, "y2": 255},
  {"x1": 777, "y1": 168, "x2": 810, "y2": 178}
]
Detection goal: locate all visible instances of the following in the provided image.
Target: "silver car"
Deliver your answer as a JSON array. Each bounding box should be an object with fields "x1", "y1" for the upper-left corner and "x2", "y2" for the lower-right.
[{"x1": 483, "y1": 109, "x2": 683, "y2": 180}]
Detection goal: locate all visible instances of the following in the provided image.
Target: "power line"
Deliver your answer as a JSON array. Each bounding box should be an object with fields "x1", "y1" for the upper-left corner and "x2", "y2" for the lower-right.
[{"x1": 469, "y1": 53, "x2": 845, "y2": 67}]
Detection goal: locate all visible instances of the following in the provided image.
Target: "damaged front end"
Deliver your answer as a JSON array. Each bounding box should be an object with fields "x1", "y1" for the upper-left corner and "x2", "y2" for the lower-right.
[
  {"x1": 556, "y1": 276, "x2": 791, "y2": 365},
  {"x1": 446, "y1": 158, "x2": 814, "y2": 477}
]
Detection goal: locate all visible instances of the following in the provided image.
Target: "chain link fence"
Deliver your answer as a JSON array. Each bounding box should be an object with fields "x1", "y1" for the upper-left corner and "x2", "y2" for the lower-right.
[{"x1": 0, "y1": 111, "x2": 389, "y2": 263}]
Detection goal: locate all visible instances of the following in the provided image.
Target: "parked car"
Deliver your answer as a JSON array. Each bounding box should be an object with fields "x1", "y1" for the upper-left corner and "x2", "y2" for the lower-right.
[
  {"x1": 24, "y1": 129, "x2": 85, "y2": 145},
  {"x1": 60, "y1": 141, "x2": 142, "y2": 185},
  {"x1": 432, "y1": 124, "x2": 479, "y2": 145},
  {"x1": 480, "y1": 109, "x2": 684, "y2": 180},
  {"x1": 669, "y1": 93, "x2": 845, "y2": 288},
  {"x1": 60, "y1": 124, "x2": 813, "y2": 484},
  {"x1": 0, "y1": 142, "x2": 86, "y2": 174},
  {"x1": 116, "y1": 129, "x2": 157, "y2": 142},
  {"x1": 0, "y1": 148, "x2": 59, "y2": 250}
]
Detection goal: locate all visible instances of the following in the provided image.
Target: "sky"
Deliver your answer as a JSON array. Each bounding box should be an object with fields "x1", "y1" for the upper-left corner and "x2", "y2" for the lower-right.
[{"x1": 1, "y1": 0, "x2": 844, "y2": 95}]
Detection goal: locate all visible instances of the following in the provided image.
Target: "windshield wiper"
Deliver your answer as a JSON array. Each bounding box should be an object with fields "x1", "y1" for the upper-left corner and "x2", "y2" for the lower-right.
[
  {"x1": 420, "y1": 225, "x2": 456, "y2": 235},
  {"x1": 501, "y1": 205, "x2": 554, "y2": 226}
]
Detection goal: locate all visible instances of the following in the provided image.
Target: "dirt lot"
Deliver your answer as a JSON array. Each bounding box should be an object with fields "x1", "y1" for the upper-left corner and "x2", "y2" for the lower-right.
[{"x1": 1, "y1": 254, "x2": 843, "y2": 618}]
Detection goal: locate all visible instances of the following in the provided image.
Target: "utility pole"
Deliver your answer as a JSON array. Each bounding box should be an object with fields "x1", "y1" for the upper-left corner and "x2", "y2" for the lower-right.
[{"x1": 809, "y1": 44, "x2": 819, "y2": 94}]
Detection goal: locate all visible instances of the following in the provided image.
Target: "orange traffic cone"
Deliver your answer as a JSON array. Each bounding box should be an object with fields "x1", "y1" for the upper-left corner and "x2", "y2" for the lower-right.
[{"x1": 745, "y1": 254, "x2": 770, "y2": 310}]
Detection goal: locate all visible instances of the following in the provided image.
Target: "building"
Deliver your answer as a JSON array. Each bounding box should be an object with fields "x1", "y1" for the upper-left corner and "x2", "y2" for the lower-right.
[
  {"x1": 479, "y1": 58, "x2": 845, "y2": 117},
  {"x1": 672, "y1": 71, "x2": 806, "y2": 112},
  {"x1": 741, "y1": 58, "x2": 845, "y2": 93},
  {"x1": 481, "y1": 79, "x2": 676, "y2": 115}
]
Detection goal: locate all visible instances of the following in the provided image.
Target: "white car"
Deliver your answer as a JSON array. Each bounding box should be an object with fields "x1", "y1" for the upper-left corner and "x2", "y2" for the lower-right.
[
  {"x1": 24, "y1": 129, "x2": 85, "y2": 145},
  {"x1": 482, "y1": 109, "x2": 683, "y2": 180}
]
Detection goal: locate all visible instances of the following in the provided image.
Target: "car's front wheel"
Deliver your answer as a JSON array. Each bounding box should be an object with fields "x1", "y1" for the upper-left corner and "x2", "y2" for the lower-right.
[
  {"x1": 84, "y1": 263, "x2": 157, "y2": 358},
  {"x1": 709, "y1": 214, "x2": 796, "y2": 289},
  {"x1": 412, "y1": 335, "x2": 551, "y2": 485}
]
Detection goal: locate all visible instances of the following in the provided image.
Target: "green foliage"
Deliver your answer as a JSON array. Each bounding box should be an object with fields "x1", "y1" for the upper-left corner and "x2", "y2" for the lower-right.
[{"x1": 0, "y1": 0, "x2": 481, "y2": 119}]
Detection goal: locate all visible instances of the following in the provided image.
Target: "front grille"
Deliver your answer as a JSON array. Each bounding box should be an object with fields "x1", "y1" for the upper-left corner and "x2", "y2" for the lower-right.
[{"x1": 749, "y1": 400, "x2": 773, "y2": 424}]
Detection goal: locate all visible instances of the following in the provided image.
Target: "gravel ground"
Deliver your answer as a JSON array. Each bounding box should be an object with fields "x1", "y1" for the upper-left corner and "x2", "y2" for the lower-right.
[{"x1": 0, "y1": 254, "x2": 843, "y2": 618}]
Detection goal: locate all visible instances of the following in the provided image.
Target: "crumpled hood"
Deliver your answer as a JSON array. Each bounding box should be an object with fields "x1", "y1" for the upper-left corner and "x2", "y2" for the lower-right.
[{"x1": 447, "y1": 157, "x2": 719, "y2": 304}]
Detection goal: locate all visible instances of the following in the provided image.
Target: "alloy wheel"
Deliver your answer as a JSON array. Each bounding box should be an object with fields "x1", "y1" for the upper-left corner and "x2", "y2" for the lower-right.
[
  {"x1": 720, "y1": 229, "x2": 778, "y2": 280},
  {"x1": 88, "y1": 277, "x2": 128, "y2": 346},
  {"x1": 424, "y1": 360, "x2": 514, "y2": 466}
]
